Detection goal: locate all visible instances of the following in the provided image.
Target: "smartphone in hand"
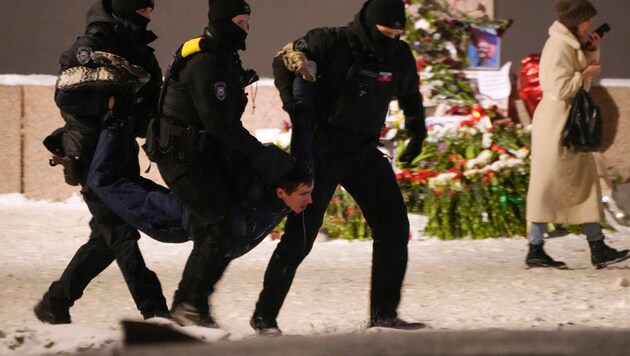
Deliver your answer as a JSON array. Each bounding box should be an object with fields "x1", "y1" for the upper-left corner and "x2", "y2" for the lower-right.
[{"x1": 593, "y1": 23, "x2": 611, "y2": 37}]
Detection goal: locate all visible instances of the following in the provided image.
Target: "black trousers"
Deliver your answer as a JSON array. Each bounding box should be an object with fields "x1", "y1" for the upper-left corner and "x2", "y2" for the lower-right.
[
  {"x1": 254, "y1": 144, "x2": 410, "y2": 322},
  {"x1": 159, "y1": 157, "x2": 239, "y2": 312},
  {"x1": 46, "y1": 179, "x2": 168, "y2": 318}
]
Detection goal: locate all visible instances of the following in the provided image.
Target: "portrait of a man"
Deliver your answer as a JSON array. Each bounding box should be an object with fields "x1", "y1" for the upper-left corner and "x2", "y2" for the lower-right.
[{"x1": 467, "y1": 27, "x2": 500, "y2": 69}]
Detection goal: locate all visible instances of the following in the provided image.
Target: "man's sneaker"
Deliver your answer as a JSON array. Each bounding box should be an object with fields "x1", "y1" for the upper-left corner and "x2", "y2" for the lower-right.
[
  {"x1": 170, "y1": 303, "x2": 218, "y2": 328},
  {"x1": 250, "y1": 315, "x2": 282, "y2": 336},
  {"x1": 33, "y1": 297, "x2": 71, "y2": 324},
  {"x1": 368, "y1": 317, "x2": 427, "y2": 331}
]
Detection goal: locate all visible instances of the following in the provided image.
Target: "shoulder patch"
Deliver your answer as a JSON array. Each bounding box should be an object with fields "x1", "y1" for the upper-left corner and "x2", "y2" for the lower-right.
[
  {"x1": 76, "y1": 46, "x2": 93, "y2": 65},
  {"x1": 214, "y1": 82, "x2": 226, "y2": 101}
]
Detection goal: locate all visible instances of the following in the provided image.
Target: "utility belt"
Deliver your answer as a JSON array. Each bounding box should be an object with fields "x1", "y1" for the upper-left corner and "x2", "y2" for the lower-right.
[{"x1": 148, "y1": 118, "x2": 209, "y2": 162}]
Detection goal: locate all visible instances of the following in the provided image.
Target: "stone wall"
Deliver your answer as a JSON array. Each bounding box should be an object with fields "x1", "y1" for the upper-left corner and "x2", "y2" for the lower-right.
[
  {"x1": 591, "y1": 86, "x2": 630, "y2": 179},
  {"x1": 1, "y1": 81, "x2": 629, "y2": 201},
  {"x1": 0, "y1": 86, "x2": 21, "y2": 195}
]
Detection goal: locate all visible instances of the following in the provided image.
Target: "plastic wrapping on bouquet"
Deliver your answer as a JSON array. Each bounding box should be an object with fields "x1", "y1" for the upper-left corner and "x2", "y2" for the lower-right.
[{"x1": 518, "y1": 54, "x2": 542, "y2": 116}]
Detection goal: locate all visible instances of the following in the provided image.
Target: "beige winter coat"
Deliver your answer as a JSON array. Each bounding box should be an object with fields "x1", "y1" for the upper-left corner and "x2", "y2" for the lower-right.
[{"x1": 526, "y1": 21, "x2": 603, "y2": 224}]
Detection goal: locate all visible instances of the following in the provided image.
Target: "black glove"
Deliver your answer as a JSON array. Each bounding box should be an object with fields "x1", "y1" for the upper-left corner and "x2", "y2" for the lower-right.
[
  {"x1": 111, "y1": 90, "x2": 135, "y2": 118},
  {"x1": 104, "y1": 88, "x2": 139, "y2": 135},
  {"x1": 101, "y1": 110, "x2": 128, "y2": 136},
  {"x1": 251, "y1": 145, "x2": 296, "y2": 186},
  {"x1": 398, "y1": 136, "x2": 424, "y2": 166}
]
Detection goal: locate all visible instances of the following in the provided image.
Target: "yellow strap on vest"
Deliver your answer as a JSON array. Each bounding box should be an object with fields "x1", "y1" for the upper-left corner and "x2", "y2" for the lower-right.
[{"x1": 181, "y1": 37, "x2": 203, "y2": 58}]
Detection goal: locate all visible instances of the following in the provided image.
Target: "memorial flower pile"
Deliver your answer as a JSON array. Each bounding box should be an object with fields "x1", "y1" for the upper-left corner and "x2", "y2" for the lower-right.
[{"x1": 396, "y1": 106, "x2": 531, "y2": 239}]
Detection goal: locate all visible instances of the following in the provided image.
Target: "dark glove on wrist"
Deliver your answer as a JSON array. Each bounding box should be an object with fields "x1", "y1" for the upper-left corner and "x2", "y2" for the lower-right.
[
  {"x1": 131, "y1": 114, "x2": 150, "y2": 138},
  {"x1": 251, "y1": 145, "x2": 296, "y2": 186},
  {"x1": 111, "y1": 91, "x2": 135, "y2": 119},
  {"x1": 398, "y1": 136, "x2": 424, "y2": 166},
  {"x1": 104, "y1": 93, "x2": 135, "y2": 135},
  {"x1": 102, "y1": 110, "x2": 130, "y2": 136}
]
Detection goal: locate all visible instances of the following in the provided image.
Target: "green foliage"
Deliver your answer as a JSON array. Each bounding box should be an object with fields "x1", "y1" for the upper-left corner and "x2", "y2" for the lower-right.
[
  {"x1": 322, "y1": 188, "x2": 372, "y2": 240},
  {"x1": 395, "y1": 112, "x2": 532, "y2": 239}
]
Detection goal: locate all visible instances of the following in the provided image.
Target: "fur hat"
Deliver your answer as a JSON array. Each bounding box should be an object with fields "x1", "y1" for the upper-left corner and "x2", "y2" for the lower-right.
[
  {"x1": 208, "y1": 0, "x2": 251, "y2": 23},
  {"x1": 555, "y1": 0, "x2": 597, "y2": 28},
  {"x1": 111, "y1": 0, "x2": 154, "y2": 17}
]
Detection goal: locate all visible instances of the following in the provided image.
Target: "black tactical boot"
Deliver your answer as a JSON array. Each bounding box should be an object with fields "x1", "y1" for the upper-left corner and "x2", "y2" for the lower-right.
[
  {"x1": 33, "y1": 294, "x2": 71, "y2": 324},
  {"x1": 525, "y1": 243, "x2": 567, "y2": 269},
  {"x1": 589, "y1": 239, "x2": 630, "y2": 269},
  {"x1": 368, "y1": 317, "x2": 427, "y2": 330},
  {"x1": 250, "y1": 313, "x2": 282, "y2": 336},
  {"x1": 170, "y1": 303, "x2": 218, "y2": 328}
]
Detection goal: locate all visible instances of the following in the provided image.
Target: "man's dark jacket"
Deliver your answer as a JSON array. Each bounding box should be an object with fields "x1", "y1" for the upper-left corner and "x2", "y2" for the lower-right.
[
  {"x1": 55, "y1": 0, "x2": 162, "y2": 167},
  {"x1": 273, "y1": 8, "x2": 426, "y2": 156},
  {"x1": 158, "y1": 25, "x2": 293, "y2": 225}
]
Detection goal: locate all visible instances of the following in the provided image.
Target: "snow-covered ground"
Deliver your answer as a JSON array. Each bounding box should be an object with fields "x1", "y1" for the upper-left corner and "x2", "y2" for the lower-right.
[{"x1": 2, "y1": 193, "x2": 630, "y2": 355}]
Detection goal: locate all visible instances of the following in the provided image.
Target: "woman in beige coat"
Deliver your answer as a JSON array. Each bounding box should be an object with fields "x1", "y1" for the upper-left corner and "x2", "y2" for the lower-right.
[{"x1": 526, "y1": 0, "x2": 629, "y2": 269}]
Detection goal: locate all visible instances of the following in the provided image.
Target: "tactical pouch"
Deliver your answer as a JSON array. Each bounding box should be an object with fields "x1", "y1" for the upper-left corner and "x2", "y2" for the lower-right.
[
  {"x1": 156, "y1": 119, "x2": 207, "y2": 162},
  {"x1": 181, "y1": 125, "x2": 201, "y2": 161},
  {"x1": 142, "y1": 118, "x2": 165, "y2": 162},
  {"x1": 43, "y1": 127, "x2": 81, "y2": 186},
  {"x1": 62, "y1": 157, "x2": 81, "y2": 186}
]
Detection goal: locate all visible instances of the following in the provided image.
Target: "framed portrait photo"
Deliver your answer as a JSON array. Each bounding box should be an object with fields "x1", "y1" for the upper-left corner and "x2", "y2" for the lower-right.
[{"x1": 467, "y1": 26, "x2": 501, "y2": 70}]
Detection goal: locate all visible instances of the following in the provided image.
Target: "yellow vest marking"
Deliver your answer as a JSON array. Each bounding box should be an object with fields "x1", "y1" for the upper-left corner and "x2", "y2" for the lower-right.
[{"x1": 181, "y1": 37, "x2": 203, "y2": 58}]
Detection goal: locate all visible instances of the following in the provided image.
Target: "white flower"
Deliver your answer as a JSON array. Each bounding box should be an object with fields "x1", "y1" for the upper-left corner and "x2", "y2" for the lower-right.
[
  {"x1": 465, "y1": 157, "x2": 478, "y2": 169},
  {"x1": 428, "y1": 172, "x2": 458, "y2": 189},
  {"x1": 515, "y1": 147, "x2": 530, "y2": 159},
  {"x1": 444, "y1": 41, "x2": 458, "y2": 58},
  {"x1": 414, "y1": 18, "x2": 431, "y2": 31},
  {"x1": 466, "y1": 150, "x2": 494, "y2": 169},
  {"x1": 463, "y1": 169, "x2": 481, "y2": 177},
  {"x1": 482, "y1": 133, "x2": 493, "y2": 148},
  {"x1": 477, "y1": 150, "x2": 493, "y2": 164}
]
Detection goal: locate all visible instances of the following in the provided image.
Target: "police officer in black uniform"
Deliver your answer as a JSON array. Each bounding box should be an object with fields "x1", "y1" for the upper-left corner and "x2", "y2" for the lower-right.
[
  {"x1": 156, "y1": 0, "x2": 296, "y2": 327},
  {"x1": 34, "y1": 0, "x2": 169, "y2": 324},
  {"x1": 250, "y1": 0, "x2": 428, "y2": 335}
]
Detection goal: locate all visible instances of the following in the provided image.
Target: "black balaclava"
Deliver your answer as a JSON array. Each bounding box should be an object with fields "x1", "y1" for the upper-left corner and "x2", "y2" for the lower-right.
[
  {"x1": 111, "y1": 0, "x2": 154, "y2": 30},
  {"x1": 363, "y1": 0, "x2": 406, "y2": 49},
  {"x1": 206, "y1": 0, "x2": 251, "y2": 51}
]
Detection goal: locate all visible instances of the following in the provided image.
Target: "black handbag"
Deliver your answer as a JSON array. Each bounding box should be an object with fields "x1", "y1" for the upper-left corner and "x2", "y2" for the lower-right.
[{"x1": 560, "y1": 88, "x2": 602, "y2": 152}]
